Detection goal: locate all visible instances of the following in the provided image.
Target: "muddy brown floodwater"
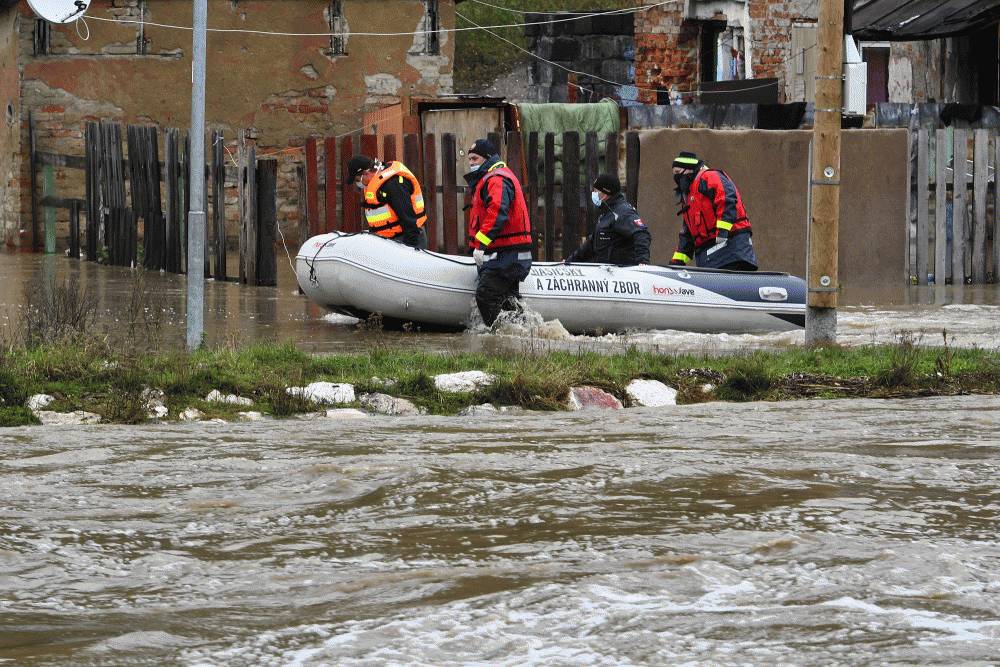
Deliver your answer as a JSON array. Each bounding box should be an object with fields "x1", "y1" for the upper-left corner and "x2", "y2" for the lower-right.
[{"x1": 2, "y1": 253, "x2": 1000, "y2": 665}]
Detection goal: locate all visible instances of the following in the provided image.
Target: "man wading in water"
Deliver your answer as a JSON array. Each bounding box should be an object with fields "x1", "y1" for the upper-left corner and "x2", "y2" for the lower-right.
[{"x1": 463, "y1": 139, "x2": 534, "y2": 327}]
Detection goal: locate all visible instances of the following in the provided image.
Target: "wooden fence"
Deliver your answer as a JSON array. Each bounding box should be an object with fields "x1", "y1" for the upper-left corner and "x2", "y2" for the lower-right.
[
  {"x1": 298, "y1": 130, "x2": 640, "y2": 261},
  {"x1": 909, "y1": 129, "x2": 999, "y2": 285},
  {"x1": 30, "y1": 120, "x2": 277, "y2": 286}
]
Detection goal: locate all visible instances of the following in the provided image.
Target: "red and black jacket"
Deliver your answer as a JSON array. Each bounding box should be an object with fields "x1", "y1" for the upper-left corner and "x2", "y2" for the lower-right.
[
  {"x1": 466, "y1": 158, "x2": 532, "y2": 252},
  {"x1": 672, "y1": 169, "x2": 751, "y2": 265}
]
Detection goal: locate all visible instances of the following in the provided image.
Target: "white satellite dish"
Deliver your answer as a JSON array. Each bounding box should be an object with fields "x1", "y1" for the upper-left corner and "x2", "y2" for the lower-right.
[{"x1": 27, "y1": 0, "x2": 91, "y2": 24}]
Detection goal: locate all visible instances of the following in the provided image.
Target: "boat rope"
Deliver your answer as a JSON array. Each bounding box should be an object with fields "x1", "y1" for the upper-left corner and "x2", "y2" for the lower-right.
[{"x1": 305, "y1": 233, "x2": 361, "y2": 285}]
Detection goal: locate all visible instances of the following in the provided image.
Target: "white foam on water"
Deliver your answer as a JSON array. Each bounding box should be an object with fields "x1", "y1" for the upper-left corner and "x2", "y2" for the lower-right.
[{"x1": 321, "y1": 312, "x2": 360, "y2": 325}]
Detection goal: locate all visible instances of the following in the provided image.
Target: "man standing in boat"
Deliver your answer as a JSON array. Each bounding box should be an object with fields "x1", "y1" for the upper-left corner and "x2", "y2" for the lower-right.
[
  {"x1": 669, "y1": 151, "x2": 757, "y2": 271},
  {"x1": 565, "y1": 173, "x2": 651, "y2": 265},
  {"x1": 464, "y1": 139, "x2": 533, "y2": 327},
  {"x1": 345, "y1": 154, "x2": 429, "y2": 249}
]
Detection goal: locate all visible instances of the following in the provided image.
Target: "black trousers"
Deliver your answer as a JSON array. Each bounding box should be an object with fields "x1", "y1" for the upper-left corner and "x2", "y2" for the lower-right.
[{"x1": 476, "y1": 268, "x2": 523, "y2": 327}]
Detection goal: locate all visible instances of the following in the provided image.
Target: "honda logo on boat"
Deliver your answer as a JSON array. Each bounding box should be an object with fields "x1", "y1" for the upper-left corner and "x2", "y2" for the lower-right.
[{"x1": 653, "y1": 285, "x2": 695, "y2": 296}]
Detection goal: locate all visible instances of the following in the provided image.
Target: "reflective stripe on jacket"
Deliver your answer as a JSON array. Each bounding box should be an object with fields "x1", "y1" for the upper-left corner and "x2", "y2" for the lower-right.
[
  {"x1": 673, "y1": 169, "x2": 751, "y2": 262},
  {"x1": 363, "y1": 161, "x2": 426, "y2": 238}
]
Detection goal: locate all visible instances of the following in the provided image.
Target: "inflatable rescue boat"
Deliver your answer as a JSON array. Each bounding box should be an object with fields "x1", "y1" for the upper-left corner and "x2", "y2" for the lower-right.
[{"x1": 295, "y1": 232, "x2": 806, "y2": 334}]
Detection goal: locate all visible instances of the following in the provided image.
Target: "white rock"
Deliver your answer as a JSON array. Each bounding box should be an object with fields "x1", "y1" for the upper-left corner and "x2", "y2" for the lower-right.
[
  {"x1": 458, "y1": 403, "x2": 498, "y2": 416},
  {"x1": 35, "y1": 410, "x2": 101, "y2": 425},
  {"x1": 148, "y1": 404, "x2": 169, "y2": 419},
  {"x1": 205, "y1": 389, "x2": 253, "y2": 406},
  {"x1": 433, "y1": 371, "x2": 495, "y2": 393},
  {"x1": 369, "y1": 376, "x2": 398, "y2": 389},
  {"x1": 323, "y1": 408, "x2": 369, "y2": 419},
  {"x1": 359, "y1": 393, "x2": 420, "y2": 416},
  {"x1": 625, "y1": 379, "x2": 678, "y2": 407},
  {"x1": 286, "y1": 382, "x2": 355, "y2": 405},
  {"x1": 567, "y1": 386, "x2": 623, "y2": 411},
  {"x1": 27, "y1": 394, "x2": 55, "y2": 411},
  {"x1": 237, "y1": 411, "x2": 266, "y2": 422},
  {"x1": 179, "y1": 408, "x2": 205, "y2": 422},
  {"x1": 701, "y1": 383, "x2": 716, "y2": 393}
]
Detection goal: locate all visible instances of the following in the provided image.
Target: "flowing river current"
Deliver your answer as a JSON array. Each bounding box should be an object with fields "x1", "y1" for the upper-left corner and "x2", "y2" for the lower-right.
[
  {"x1": 2, "y1": 254, "x2": 1000, "y2": 664},
  {"x1": 3, "y1": 397, "x2": 1000, "y2": 664}
]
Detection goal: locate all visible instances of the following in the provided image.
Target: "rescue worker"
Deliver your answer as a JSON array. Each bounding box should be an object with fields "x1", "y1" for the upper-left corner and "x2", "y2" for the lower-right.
[
  {"x1": 669, "y1": 151, "x2": 757, "y2": 271},
  {"x1": 345, "y1": 154, "x2": 428, "y2": 249},
  {"x1": 565, "y1": 173, "x2": 650, "y2": 265},
  {"x1": 464, "y1": 139, "x2": 533, "y2": 327}
]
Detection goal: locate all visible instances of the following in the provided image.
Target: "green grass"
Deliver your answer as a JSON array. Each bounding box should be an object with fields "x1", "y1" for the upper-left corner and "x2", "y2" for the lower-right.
[{"x1": 3, "y1": 338, "x2": 1000, "y2": 426}]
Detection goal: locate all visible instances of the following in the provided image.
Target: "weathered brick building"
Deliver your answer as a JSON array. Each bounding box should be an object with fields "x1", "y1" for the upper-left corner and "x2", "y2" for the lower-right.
[
  {"x1": 633, "y1": 0, "x2": 997, "y2": 107},
  {"x1": 1, "y1": 0, "x2": 457, "y2": 249}
]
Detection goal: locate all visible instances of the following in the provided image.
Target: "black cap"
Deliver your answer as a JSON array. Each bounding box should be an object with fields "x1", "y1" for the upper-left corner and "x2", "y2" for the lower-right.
[
  {"x1": 468, "y1": 139, "x2": 498, "y2": 159},
  {"x1": 592, "y1": 173, "x2": 620, "y2": 196},
  {"x1": 345, "y1": 154, "x2": 375, "y2": 186},
  {"x1": 672, "y1": 151, "x2": 702, "y2": 170}
]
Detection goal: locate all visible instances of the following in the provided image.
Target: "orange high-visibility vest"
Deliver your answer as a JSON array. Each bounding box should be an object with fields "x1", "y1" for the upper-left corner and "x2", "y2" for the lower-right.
[{"x1": 362, "y1": 161, "x2": 426, "y2": 238}]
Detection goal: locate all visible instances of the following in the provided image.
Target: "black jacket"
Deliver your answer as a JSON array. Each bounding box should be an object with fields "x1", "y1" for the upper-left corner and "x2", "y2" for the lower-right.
[
  {"x1": 372, "y1": 175, "x2": 423, "y2": 247},
  {"x1": 566, "y1": 193, "x2": 651, "y2": 265}
]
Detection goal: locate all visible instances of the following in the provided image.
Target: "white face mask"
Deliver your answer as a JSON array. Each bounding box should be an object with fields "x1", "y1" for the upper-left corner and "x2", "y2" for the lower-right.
[
  {"x1": 469, "y1": 162, "x2": 482, "y2": 172},
  {"x1": 591, "y1": 191, "x2": 602, "y2": 207},
  {"x1": 355, "y1": 180, "x2": 365, "y2": 190}
]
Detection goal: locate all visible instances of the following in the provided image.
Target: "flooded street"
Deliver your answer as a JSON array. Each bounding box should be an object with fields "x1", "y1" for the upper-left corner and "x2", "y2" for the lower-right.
[
  {"x1": 3, "y1": 253, "x2": 1000, "y2": 664},
  {"x1": 2, "y1": 396, "x2": 999, "y2": 664},
  {"x1": 4, "y1": 252, "x2": 1000, "y2": 353}
]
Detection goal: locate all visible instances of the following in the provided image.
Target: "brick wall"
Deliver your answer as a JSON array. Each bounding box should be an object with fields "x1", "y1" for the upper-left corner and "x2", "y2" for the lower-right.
[{"x1": 3, "y1": 0, "x2": 456, "y2": 251}]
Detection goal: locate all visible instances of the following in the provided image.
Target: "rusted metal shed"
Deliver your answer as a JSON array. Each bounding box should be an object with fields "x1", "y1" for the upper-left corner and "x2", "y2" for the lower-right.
[{"x1": 850, "y1": 0, "x2": 1000, "y2": 40}]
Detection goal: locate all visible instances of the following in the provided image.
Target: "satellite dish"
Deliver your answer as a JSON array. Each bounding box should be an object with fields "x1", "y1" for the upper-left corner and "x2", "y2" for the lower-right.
[{"x1": 27, "y1": 0, "x2": 91, "y2": 24}]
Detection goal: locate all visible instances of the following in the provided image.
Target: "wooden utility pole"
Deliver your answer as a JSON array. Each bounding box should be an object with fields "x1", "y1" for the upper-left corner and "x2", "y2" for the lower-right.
[{"x1": 806, "y1": 0, "x2": 845, "y2": 345}]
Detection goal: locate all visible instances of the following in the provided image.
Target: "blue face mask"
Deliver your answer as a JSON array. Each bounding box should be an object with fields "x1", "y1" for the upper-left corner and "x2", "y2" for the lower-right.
[
  {"x1": 469, "y1": 162, "x2": 482, "y2": 172},
  {"x1": 591, "y1": 191, "x2": 602, "y2": 207}
]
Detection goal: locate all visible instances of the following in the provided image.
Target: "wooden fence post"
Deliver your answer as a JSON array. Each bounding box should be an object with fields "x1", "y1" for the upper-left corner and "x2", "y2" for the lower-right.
[
  {"x1": 324, "y1": 137, "x2": 338, "y2": 233},
  {"x1": 562, "y1": 131, "x2": 581, "y2": 259},
  {"x1": 916, "y1": 129, "x2": 929, "y2": 285},
  {"x1": 84, "y1": 121, "x2": 99, "y2": 261},
  {"x1": 585, "y1": 131, "x2": 599, "y2": 235},
  {"x1": 211, "y1": 129, "x2": 226, "y2": 279},
  {"x1": 995, "y1": 136, "x2": 1000, "y2": 281},
  {"x1": 242, "y1": 142, "x2": 258, "y2": 285},
  {"x1": 165, "y1": 128, "x2": 182, "y2": 273},
  {"x1": 544, "y1": 132, "x2": 556, "y2": 261},
  {"x1": 604, "y1": 132, "x2": 619, "y2": 178},
  {"x1": 972, "y1": 129, "x2": 988, "y2": 283},
  {"x1": 340, "y1": 135, "x2": 361, "y2": 232},
  {"x1": 422, "y1": 133, "x2": 438, "y2": 250},
  {"x1": 527, "y1": 131, "x2": 540, "y2": 256},
  {"x1": 441, "y1": 133, "x2": 458, "y2": 254},
  {"x1": 305, "y1": 136, "x2": 319, "y2": 237},
  {"x1": 297, "y1": 162, "x2": 308, "y2": 246},
  {"x1": 403, "y1": 133, "x2": 420, "y2": 171},
  {"x1": 935, "y1": 128, "x2": 948, "y2": 284},
  {"x1": 952, "y1": 129, "x2": 967, "y2": 285},
  {"x1": 69, "y1": 200, "x2": 80, "y2": 259},
  {"x1": 383, "y1": 134, "x2": 397, "y2": 163},
  {"x1": 256, "y1": 158, "x2": 278, "y2": 287}
]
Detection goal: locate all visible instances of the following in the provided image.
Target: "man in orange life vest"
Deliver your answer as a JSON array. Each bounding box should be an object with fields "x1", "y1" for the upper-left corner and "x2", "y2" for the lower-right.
[
  {"x1": 346, "y1": 154, "x2": 429, "y2": 250},
  {"x1": 464, "y1": 139, "x2": 533, "y2": 327},
  {"x1": 669, "y1": 151, "x2": 758, "y2": 271}
]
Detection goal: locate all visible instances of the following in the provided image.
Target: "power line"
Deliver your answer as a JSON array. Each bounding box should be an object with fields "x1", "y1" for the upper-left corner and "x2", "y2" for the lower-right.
[
  {"x1": 82, "y1": 1, "x2": 676, "y2": 38},
  {"x1": 456, "y1": 10, "x2": 816, "y2": 98},
  {"x1": 469, "y1": 0, "x2": 646, "y2": 16}
]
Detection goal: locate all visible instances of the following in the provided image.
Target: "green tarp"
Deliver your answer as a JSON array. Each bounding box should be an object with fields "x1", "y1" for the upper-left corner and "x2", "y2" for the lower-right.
[{"x1": 517, "y1": 99, "x2": 620, "y2": 185}]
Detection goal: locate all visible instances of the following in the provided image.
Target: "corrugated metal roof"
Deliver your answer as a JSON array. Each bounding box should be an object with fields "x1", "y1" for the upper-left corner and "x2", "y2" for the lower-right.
[{"x1": 850, "y1": 0, "x2": 1000, "y2": 40}]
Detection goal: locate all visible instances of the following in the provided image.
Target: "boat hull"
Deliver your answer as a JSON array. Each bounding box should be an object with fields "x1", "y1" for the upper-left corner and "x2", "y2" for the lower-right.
[{"x1": 295, "y1": 232, "x2": 806, "y2": 334}]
